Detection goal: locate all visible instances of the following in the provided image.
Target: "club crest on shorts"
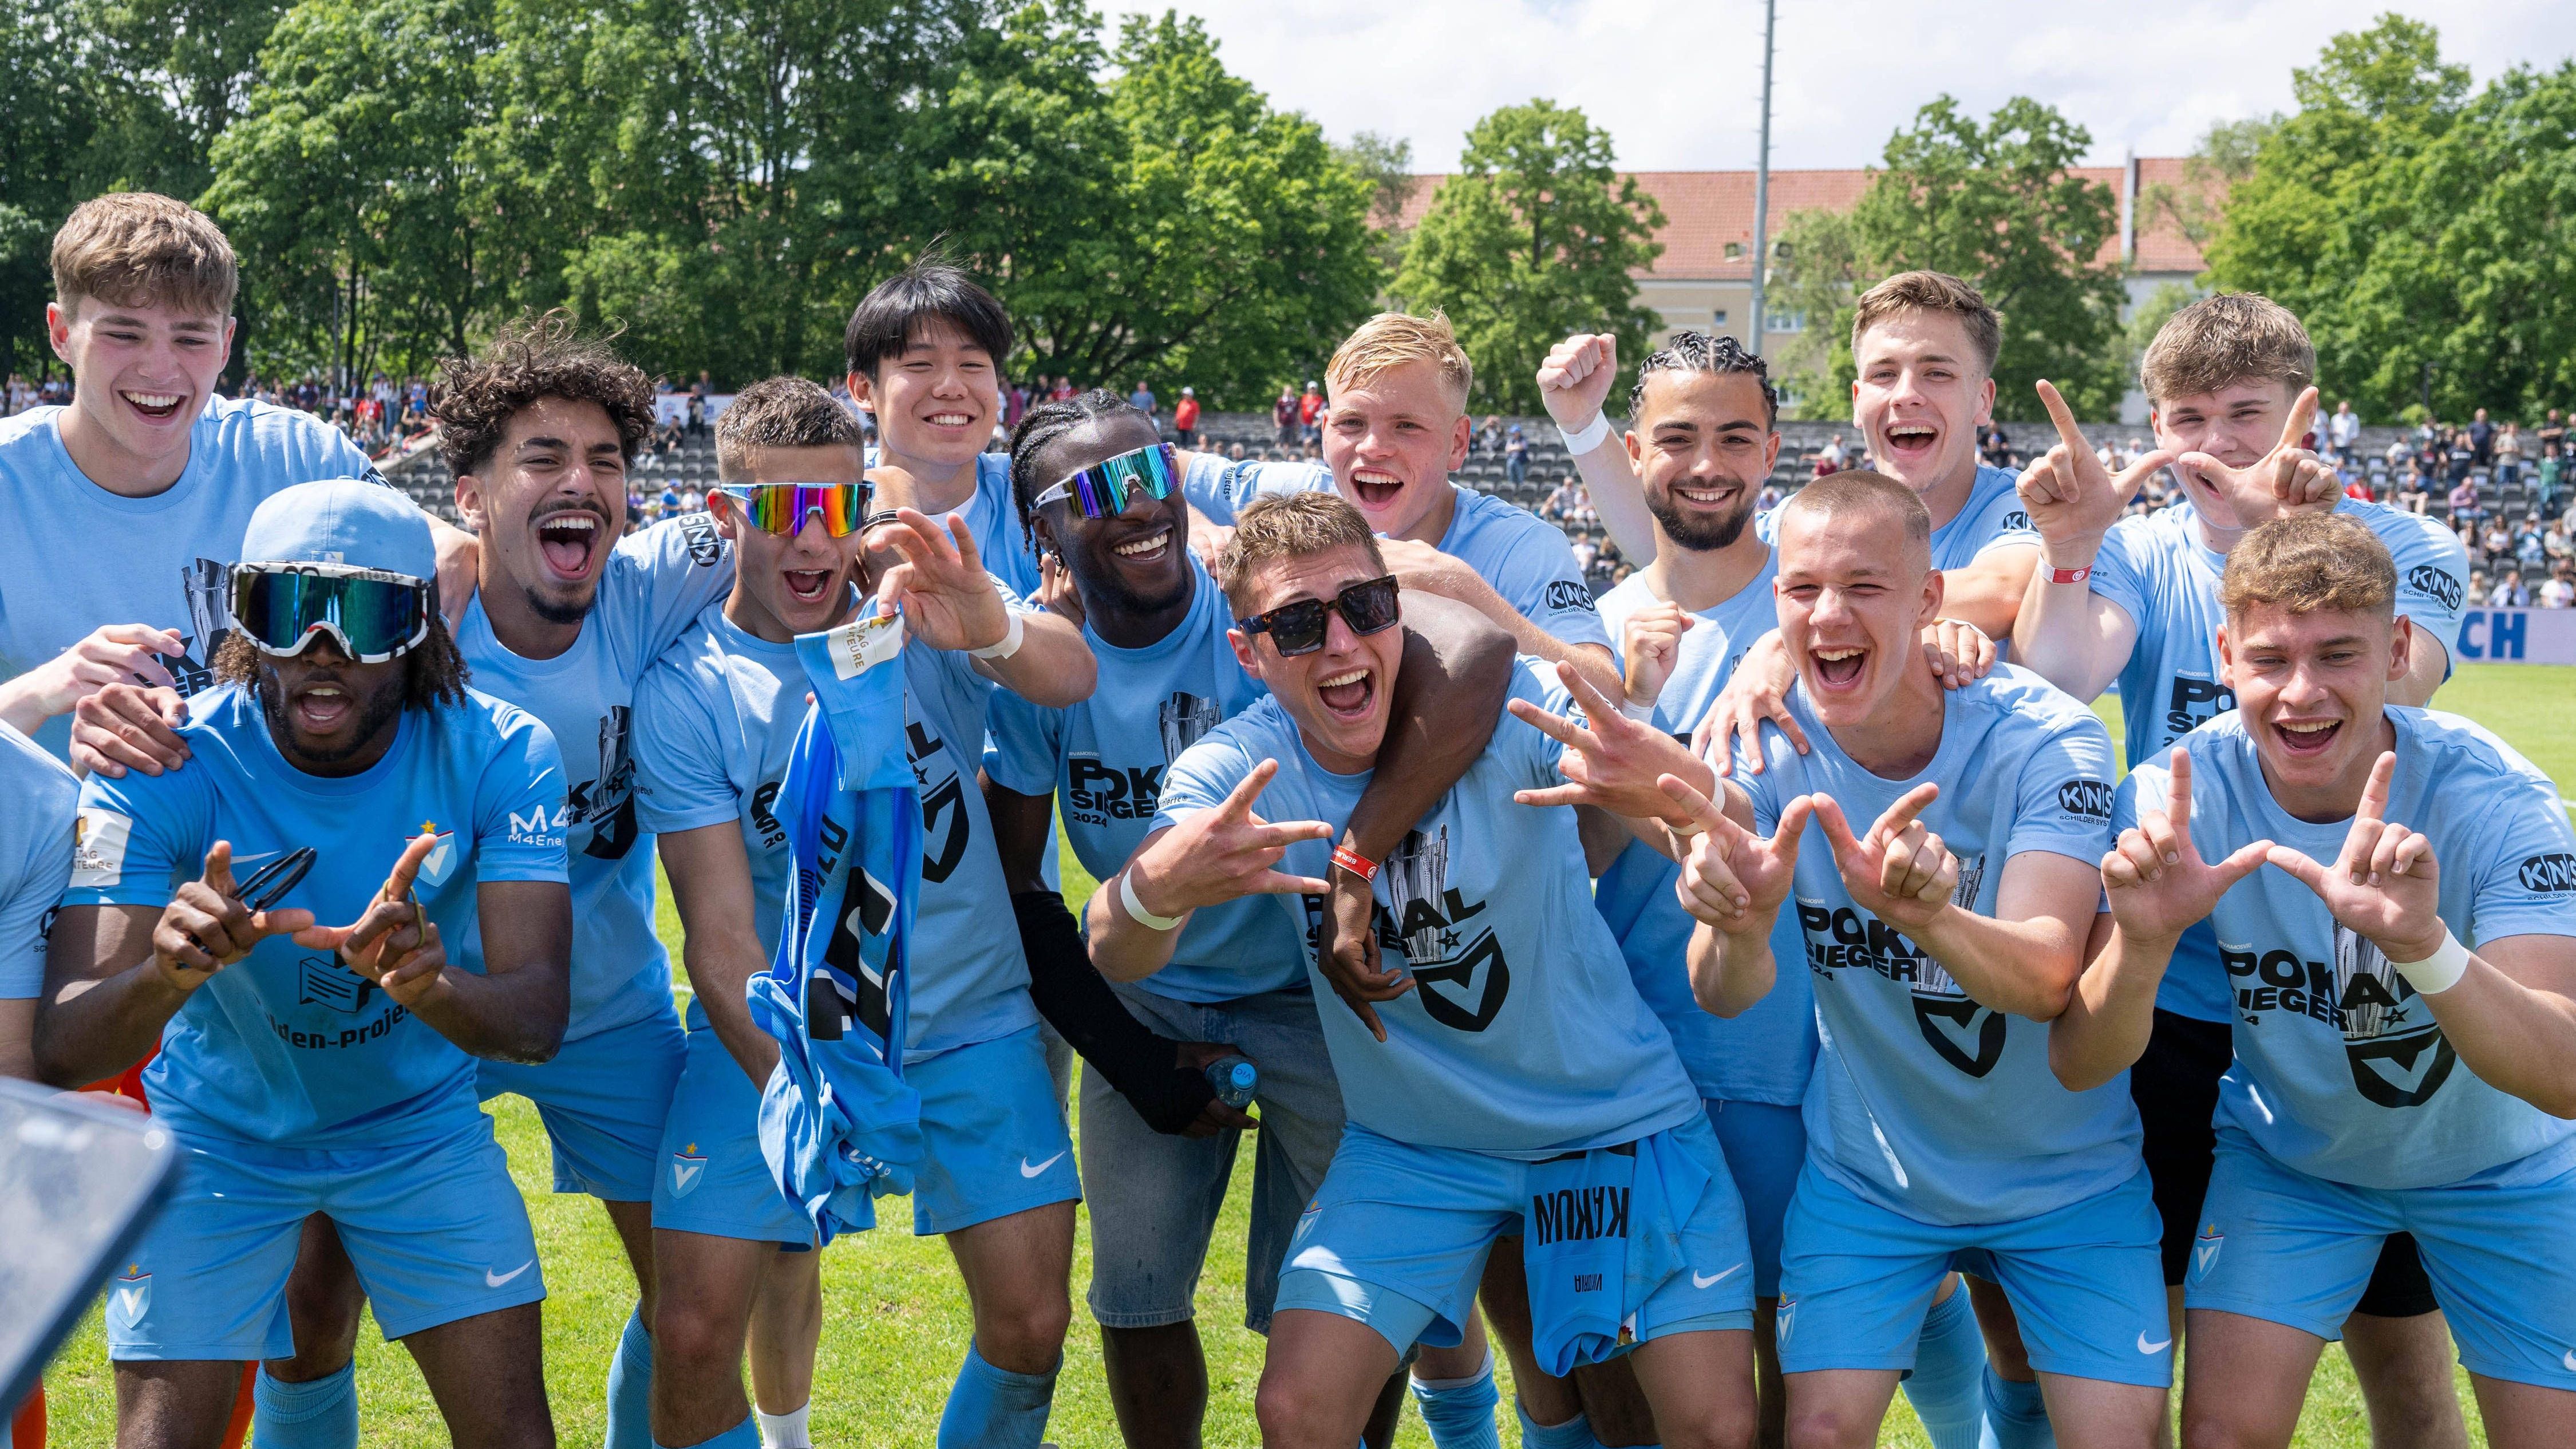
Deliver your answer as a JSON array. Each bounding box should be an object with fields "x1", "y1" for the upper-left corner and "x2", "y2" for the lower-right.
[
  {"x1": 1773, "y1": 1295, "x2": 1797, "y2": 1344},
  {"x1": 110, "y1": 1265, "x2": 150, "y2": 1326},
  {"x1": 2189, "y1": 1222, "x2": 2223, "y2": 1284},
  {"x1": 670, "y1": 1144, "x2": 708, "y2": 1198}
]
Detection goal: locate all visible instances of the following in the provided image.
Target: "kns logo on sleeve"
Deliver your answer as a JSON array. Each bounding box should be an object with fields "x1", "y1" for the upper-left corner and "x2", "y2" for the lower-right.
[
  {"x1": 1546, "y1": 580, "x2": 1596, "y2": 613},
  {"x1": 2405, "y1": 564, "x2": 2465, "y2": 613}
]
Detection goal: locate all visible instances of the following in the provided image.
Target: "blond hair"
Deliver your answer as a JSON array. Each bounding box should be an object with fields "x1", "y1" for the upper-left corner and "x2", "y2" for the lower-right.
[
  {"x1": 2140, "y1": 293, "x2": 2316, "y2": 408},
  {"x1": 716, "y1": 376, "x2": 866, "y2": 479},
  {"x1": 1850, "y1": 270, "x2": 2000, "y2": 377},
  {"x1": 2221, "y1": 513, "x2": 2395, "y2": 619},
  {"x1": 1326, "y1": 311, "x2": 1472, "y2": 415},
  {"x1": 1214, "y1": 492, "x2": 1388, "y2": 617},
  {"x1": 52, "y1": 193, "x2": 238, "y2": 320}
]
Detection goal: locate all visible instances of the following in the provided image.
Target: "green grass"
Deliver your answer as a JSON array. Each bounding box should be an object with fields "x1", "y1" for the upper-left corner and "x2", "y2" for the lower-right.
[{"x1": 44, "y1": 666, "x2": 2573, "y2": 1445}]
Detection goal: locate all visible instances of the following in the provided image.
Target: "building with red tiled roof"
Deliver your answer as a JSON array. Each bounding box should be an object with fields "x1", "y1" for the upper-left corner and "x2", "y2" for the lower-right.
[{"x1": 1396, "y1": 158, "x2": 2219, "y2": 356}]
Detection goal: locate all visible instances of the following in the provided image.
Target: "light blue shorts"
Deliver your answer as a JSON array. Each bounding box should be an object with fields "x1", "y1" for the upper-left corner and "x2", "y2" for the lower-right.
[
  {"x1": 908, "y1": 1024, "x2": 1081, "y2": 1235},
  {"x1": 106, "y1": 1115, "x2": 543, "y2": 1361},
  {"x1": 479, "y1": 1006, "x2": 686, "y2": 1202},
  {"x1": 653, "y1": 1022, "x2": 812, "y2": 1246},
  {"x1": 1777, "y1": 1161, "x2": 2170, "y2": 1388},
  {"x1": 2188, "y1": 1129, "x2": 2576, "y2": 1390},
  {"x1": 1707, "y1": 1097, "x2": 1805, "y2": 1300},
  {"x1": 1273, "y1": 1115, "x2": 1755, "y2": 1356},
  {"x1": 1082, "y1": 982, "x2": 1346, "y2": 1333}
]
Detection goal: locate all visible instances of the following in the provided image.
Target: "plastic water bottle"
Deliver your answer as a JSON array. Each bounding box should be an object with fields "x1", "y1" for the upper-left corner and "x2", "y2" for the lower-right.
[{"x1": 1205, "y1": 1055, "x2": 1257, "y2": 1109}]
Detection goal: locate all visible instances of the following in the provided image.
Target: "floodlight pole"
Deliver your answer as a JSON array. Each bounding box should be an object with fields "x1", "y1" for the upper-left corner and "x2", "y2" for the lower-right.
[{"x1": 1747, "y1": 0, "x2": 1775, "y2": 358}]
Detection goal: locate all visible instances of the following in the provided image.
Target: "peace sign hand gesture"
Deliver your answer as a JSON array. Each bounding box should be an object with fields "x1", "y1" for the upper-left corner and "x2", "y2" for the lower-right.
[
  {"x1": 1813, "y1": 785, "x2": 1956, "y2": 931},
  {"x1": 2101, "y1": 749, "x2": 2272, "y2": 946},
  {"x1": 1129, "y1": 760, "x2": 1334, "y2": 921},
  {"x1": 2175, "y1": 386, "x2": 2341, "y2": 524},
  {"x1": 2016, "y1": 380, "x2": 2174, "y2": 562},
  {"x1": 870, "y1": 508, "x2": 1014, "y2": 654},
  {"x1": 1659, "y1": 775, "x2": 1811, "y2": 930},
  {"x1": 2261, "y1": 752, "x2": 2445, "y2": 962},
  {"x1": 1510, "y1": 660, "x2": 1709, "y2": 825},
  {"x1": 295, "y1": 831, "x2": 447, "y2": 1000}
]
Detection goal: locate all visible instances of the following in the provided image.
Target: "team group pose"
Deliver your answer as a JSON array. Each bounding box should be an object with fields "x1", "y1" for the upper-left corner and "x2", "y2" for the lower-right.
[{"x1": 2, "y1": 189, "x2": 2571, "y2": 1449}]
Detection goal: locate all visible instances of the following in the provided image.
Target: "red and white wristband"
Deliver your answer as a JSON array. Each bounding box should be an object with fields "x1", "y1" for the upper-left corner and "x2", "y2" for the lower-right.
[
  {"x1": 2045, "y1": 563, "x2": 2093, "y2": 586},
  {"x1": 1330, "y1": 844, "x2": 1379, "y2": 883}
]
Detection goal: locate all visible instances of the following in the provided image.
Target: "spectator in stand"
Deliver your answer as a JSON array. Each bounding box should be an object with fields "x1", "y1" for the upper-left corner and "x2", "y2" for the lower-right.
[
  {"x1": 2329, "y1": 398, "x2": 2361, "y2": 464},
  {"x1": 2517, "y1": 514, "x2": 2548, "y2": 573},
  {"x1": 2482, "y1": 518, "x2": 2514, "y2": 567},
  {"x1": 1273, "y1": 386, "x2": 1298, "y2": 448},
  {"x1": 2543, "y1": 560, "x2": 2576, "y2": 608},
  {"x1": 2491, "y1": 567, "x2": 2531, "y2": 607},
  {"x1": 1812, "y1": 444, "x2": 1839, "y2": 480},
  {"x1": 2450, "y1": 472, "x2": 2484, "y2": 525},
  {"x1": 1297, "y1": 380, "x2": 1323, "y2": 444},
  {"x1": 1172, "y1": 385, "x2": 1199, "y2": 447},
  {"x1": 2344, "y1": 467, "x2": 2374, "y2": 504},
  {"x1": 2469, "y1": 406, "x2": 2495, "y2": 468},
  {"x1": 1503, "y1": 423, "x2": 1528, "y2": 486},
  {"x1": 1758, "y1": 481, "x2": 1783, "y2": 511},
  {"x1": 1128, "y1": 379, "x2": 1157, "y2": 418},
  {"x1": 2539, "y1": 443, "x2": 2565, "y2": 514},
  {"x1": 2385, "y1": 434, "x2": 2412, "y2": 472},
  {"x1": 1819, "y1": 433, "x2": 1848, "y2": 471},
  {"x1": 1475, "y1": 413, "x2": 1502, "y2": 455},
  {"x1": 2496, "y1": 420, "x2": 2524, "y2": 488},
  {"x1": 1005, "y1": 381, "x2": 1029, "y2": 431},
  {"x1": 1226, "y1": 440, "x2": 1247, "y2": 462}
]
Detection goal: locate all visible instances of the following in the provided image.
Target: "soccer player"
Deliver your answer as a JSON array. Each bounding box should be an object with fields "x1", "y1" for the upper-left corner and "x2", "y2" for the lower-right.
[
  {"x1": 1, "y1": 194, "x2": 470, "y2": 768},
  {"x1": 984, "y1": 391, "x2": 1514, "y2": 1449},
  {"x1": 1094, "y1": 491, "x2": 1763, "y2": 1449},
  {"x1": 2050, "y1": 512, "x2": 2576, "y2": 1448},
  {"x1": 631, "y1": 376, "x2": 1095, "y2": 1449},
  {"x1": 35, "y1": 479, "x2": 574, "y2": 1449},
  {"x1": 1666, "y1": 472, "x2": 2166, "y2": 1449},
  {"x1": 0, "y1": 712, "x2": 76, "y2": 1082},
  {"x1": 2009, "y1": 293, "x2": 2472, "y2": 1445}
]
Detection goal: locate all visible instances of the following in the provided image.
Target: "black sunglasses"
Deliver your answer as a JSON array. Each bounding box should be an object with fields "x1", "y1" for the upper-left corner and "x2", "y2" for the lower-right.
[{"x1": 1236, "y1": 575, "x2": 1401, "y2": 656}]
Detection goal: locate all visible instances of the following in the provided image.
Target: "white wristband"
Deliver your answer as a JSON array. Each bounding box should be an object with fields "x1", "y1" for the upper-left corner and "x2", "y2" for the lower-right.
[
  {"x1": 1119, "y1": 868, "x2": 1184, "y2": 931},
  {"x1": 1558, "y1": 412, "x2": 1611, "y2": 455},
  {"x1": 2387, "y1": 925, "x2": 2472, "y2": 996},
  {"x1": 967, "y1": 608, "x2": 1024, "y2": 661},
  {"x1": 1618, "y1": 697, "x2": 1657, "y2": 724}
]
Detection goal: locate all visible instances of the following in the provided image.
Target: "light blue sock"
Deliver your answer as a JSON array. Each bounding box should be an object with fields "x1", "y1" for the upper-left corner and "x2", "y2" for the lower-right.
[
  {"x1": 252, "y1": 1361, "x2": 358, "y2": 1449},
  {"x1": 653, "y1": 1418, "x2": 760, "y2": 1449},
  {"x1": 1409, "y1": 1353, "x2": 1503, "y2": 1449},
  {"x1": 1899, "y1": 1284, "x2": 1989, "y2": 1449},
  {"x1": 1977, "y1": 1364, "x2": 2055, "y2": 1449},
  {"x1": 935, "y1": 1342, "x2": 1058, "y2": 1449},
  {"x1": 1516, "y1": 1400, "x2": 1608, "y2": 1449},
  {"x1": 606, "y1": 1306, "x2": 655, "y2": 1449}
]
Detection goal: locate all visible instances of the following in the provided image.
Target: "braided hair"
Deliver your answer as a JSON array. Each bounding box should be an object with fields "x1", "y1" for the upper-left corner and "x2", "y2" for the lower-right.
[
  {"x1": 1627, "y1": 331, "x2": 1777, "y2": 428},
  {"x1": 1007, "y1": 388, "x2": 1148, "y2": 530}
]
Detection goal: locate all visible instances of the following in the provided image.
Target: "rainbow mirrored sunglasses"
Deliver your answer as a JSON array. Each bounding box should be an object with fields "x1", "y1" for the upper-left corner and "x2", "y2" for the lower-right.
[
  {"x1": 714, "y1": 481, "x2": 874, "y2": 538},
  {"x1": 1032, "y1": 442, "x2": 1179, "y2": 519},
  {"x1": 230, "y1": 562, "x2": 433, "y2": 662}
]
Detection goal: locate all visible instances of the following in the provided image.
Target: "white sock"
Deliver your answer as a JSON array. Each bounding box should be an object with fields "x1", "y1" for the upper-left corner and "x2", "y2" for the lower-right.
[{"x1": 757, "y1": 1402, "x2": 813, "y2": 1449}]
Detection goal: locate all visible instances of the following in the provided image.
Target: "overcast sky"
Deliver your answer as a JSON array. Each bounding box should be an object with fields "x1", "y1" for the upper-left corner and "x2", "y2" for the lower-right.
[{"x1": 1101, "y1": 1, "x2": 2571, "y2": 171}]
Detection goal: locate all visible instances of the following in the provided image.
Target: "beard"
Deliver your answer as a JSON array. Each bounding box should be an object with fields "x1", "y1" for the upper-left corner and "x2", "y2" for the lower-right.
[
  {"x1": 1648, "y1": 480, "x2": 1757, "y2": 552},
  {"x1": 1067, "y1": 547, "x2": 1194, "y2": 620},
  {"x1": 256, "y1": 667, "x2": 409, "y2": 766}
]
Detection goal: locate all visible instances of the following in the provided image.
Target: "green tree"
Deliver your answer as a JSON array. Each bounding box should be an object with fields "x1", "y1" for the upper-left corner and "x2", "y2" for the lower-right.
[
  {"x1": 0, "y1": 0, "x2": 111, "y2": 378},
  {"x1": 1761, "y1": 206, "x2": 1868, "y2": 419},
  {"x1": 1841, "y1": 96, "x2": 2128, "y2": 421},
  {"x1": 1392, "y1": 98, "x2": 1664, "y2": 415},
  {"x1": 2206, "y1": 15, "x2": 2575, "y2": 421},
  {"x1": 1336, "y1": 129, "x2": 1420, "y2": 280}
]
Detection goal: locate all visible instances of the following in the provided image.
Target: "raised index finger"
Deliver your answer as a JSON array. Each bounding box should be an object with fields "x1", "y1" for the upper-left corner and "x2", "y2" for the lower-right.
[
  {"x1": 1219, "y1": 759, "x2": 1282, "y2": 821},
  {"x1": 1870, "y1": 782, "x2": 1942, "y2": 845},
  {"x1": 2273, "y1": 386, "x2": 2320, "y2": 457},
  {"x1": 2035, "y1": 380, "x2": 2087, "y2": 457},
  {"x1": 2355, "y1": 751, "x2": 2396, "y2": 828},
  {"x1": 1657, "y1": 773, "x2": 1733, "y2": 839},
  {"x1": 383, "y1": 830, "x2": 439, "y2": 902},
  {"x1": 202, "y1": 840, "x2": 237, "y2": 897},
  {"x1": 2164, "y1": 748, "x2": 2196, "y2": 847}
]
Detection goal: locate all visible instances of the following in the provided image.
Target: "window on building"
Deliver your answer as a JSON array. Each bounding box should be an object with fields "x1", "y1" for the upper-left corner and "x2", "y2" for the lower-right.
[
  {"x1": 1765, "y1": 309, "x2": 1806, "y2": 334},
  {"x1": 1723, "y1": 242, "x2": 1743, "y2": 259},
  {"x1": 1712, "y1": 309, "x2": 1729, "y2": 328}
]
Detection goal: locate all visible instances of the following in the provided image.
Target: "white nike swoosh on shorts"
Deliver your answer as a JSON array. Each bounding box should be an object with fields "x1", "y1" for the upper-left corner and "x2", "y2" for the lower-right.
[
  {"x1": 1693, "y1": 1264, "x2": 1744, "y2": 1289},
  {"x1": 2139, "y1": 1333, "x2": 2172, "y2": 1355},
  {"x1": 1020, "y1": 1151, "x2": 1068, "y2": 1179},
  {"x1": 486, "y1": 1261, "x2": 533, "y2": 1288}
]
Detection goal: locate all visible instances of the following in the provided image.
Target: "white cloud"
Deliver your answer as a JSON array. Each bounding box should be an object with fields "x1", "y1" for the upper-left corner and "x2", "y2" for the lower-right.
[{"x1": 1100, "y1": 0, "x2": 2571, "y2": 169}]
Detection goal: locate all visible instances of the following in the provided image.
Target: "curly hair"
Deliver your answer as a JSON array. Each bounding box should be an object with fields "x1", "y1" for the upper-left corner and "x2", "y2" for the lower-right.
[
  {"x1": 212, "y1": 614, "x2": 472, "y2": 713},
  {"x1": 1628, "y1": 330, "x2": 1777, "y2": 428},
  {"x1": 433, "y1": 311, "x2": 655, "y2": 480}
]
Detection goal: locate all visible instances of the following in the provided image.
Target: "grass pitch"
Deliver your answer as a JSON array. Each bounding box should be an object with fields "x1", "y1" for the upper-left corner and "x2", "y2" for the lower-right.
[{"x1": 44, "y1": 665, "x2": 2567, "y2": 1446}]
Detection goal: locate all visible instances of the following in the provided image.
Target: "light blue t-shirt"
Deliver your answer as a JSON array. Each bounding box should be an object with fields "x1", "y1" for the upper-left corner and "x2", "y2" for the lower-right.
[
  {"x1": 2087, "y1": 498, "x2": 2471, "y2": 1022},
  {"x1": 1153, "y1": 661, "x2": 1702, "y2": 1156},
  {"x1": 1735, "y1": 666, "x2": 2129, "y2": 1225},
  {"x1": 870, "y1": 451, "x2": 1040, "y2": 601},
  {"x1": 1930, "y1": 464, "x2": 2040, "y2": 570},
  {"x1": 60, "y1": 685, "x2": 568, "y2": 1148},
  {"x1": 1181, "y1": 456, "x2": 1612, "y2": 651},
  {"x1": 983, "y1": 557, "x2": 1298, "y2": 1001},
  {"x1": 455, "y1": 514, "x2": 733, "y2": 1039},
  {"x1": 0, "y1": 398, "x2": 385, "y2": 758},
  {"x1": 2125, "y1": 709, "x2": 2576, "y2": 1190},
  {"x1": 0, "y1": 721, "x2": 78, "y2": 998},
  {"x1": 1592, "y1": 564, "x2": 1819, "y2": 1107}
]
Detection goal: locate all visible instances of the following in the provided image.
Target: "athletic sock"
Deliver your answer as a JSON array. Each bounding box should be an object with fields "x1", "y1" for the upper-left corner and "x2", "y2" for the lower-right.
[
  {"x1": 934, "y1": 1342, "x2": 1058, "y2": 1449},
  {"x1": 1977, "y1": 1365, "x2": 2055, "y2": 1449},
  {"x1": 1408, "y1": 1352, "x2": 1503, "y2": 1449},
  {"x1": 651, "y1": 1419, "x2": 759, "y2": 1449},
  {"x1": 606, "y1": 1306, "x2": 655, "y2": 1449},
  {"x1": 754, "y1": 1403, "x2": 811, "y2": 1449},
  {"x1": 1515, "y1": 1401, "x2": 1608, "y2": 1449},
  {"x1": 251, "y1": 1361, "x2": 358, "y2": 1449},
  {"x1": 1898, "y1": 1283, "x2": 1988, "y2": 1449}
]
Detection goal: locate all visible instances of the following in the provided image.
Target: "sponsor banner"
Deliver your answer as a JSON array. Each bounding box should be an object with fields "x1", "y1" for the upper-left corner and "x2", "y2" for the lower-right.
[{"x1": 2452, "y1": 608, "x2": 2576, "y2": 665}]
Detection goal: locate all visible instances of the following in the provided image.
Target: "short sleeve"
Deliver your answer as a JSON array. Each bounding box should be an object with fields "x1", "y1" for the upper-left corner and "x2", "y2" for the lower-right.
[
  {"x1": 2006, "y1": 714, "x2": 2118, "y2": 864},
  {"x1": 0, "y1": 788, "x2": 76, "y2": 998},
  {"x1": 1495, "y1": 661, "x2": 1574, "y2": 792},
  {"x1": 1181, "y1": 455, "x2": 1326, "y2": 526},
  {"x1": 60, "y1": 768, "x2": 210, "y2": 909},
  {"x1": 631, "y1": 655, "x2": 741, "y2": 836},
  {"x1": 2464, "y1": 768, "x2": 2576, "y2": 946},
  {"x1": 983, "y1": 687, "x2": 1065, "y2": 797},
  {"x1": 1733, "y1": 741, "x2": 1785, "y2": 836},
  {"x1": 2379, "y1": 511, "x2": 2471, "y2": 664},
  {"x1": 607, "y1": 515, "x2": 737, "y2": 674},
  {"x1": 1485, "y1": 519, "x2": 1613, "y2": 650},
  {"x1": 1151, "y1": 721, "x2": 1265, "y2": 832},
  {"x1": 472, "y1": 716, "x2": 572, "y2": 883},
  {"x1": 2085, "y1": 520, "x2": 2152, "y2": 639}
]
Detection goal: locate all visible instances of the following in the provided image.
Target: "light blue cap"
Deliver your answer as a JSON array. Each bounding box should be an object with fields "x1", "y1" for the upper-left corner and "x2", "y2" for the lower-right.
[{"x1": 239, "y1": 479, "x2": 434, "y2": 583}]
